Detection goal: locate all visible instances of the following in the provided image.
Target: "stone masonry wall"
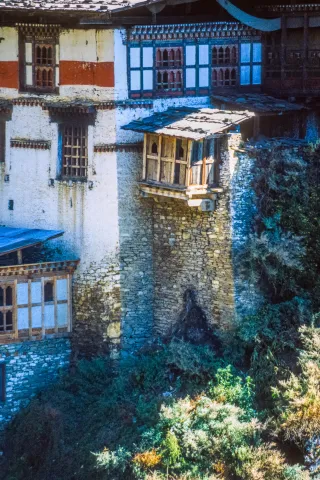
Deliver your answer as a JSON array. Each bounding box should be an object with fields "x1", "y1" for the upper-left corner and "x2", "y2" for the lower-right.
[
  {"x1": 117, "y1": 150, "x2": 155, "y2": 353},
  {"x1": 0, "y1": 338, "x2": 71, "y2": 430},
  {"x1": 72, "y1": 254, "x2": 121, "y2": 359},
  {"x1": 230, "y1": 144, "x2": 264, "y2": 318},
  {"x1": 152, "y1": 134, "x2": 241, "y2": 336}
]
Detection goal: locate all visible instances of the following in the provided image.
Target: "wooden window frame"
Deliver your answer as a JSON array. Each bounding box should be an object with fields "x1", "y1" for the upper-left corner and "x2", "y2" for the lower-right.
[
  {"x1": 240, "y1": 42, "x2": 262, "y2": 86},
  {"x1": 143, "y1": 134, "x2": 220, "y2": 189},
  {"x1": 0, "y1": 274, "x2": 73, "y2": 341},
  {"x1": 0, "y1": 363, "x2": 5, "y2": 403},
  {"x1": 19, "y1": 33, "x2": 59, "y2": 94},
  {"x1": 0, "y1": 283, "x2": 15, "y2": 334},
  {"x1": 144, "y1": 134, "x2": 190, "y2": 186},
  {"x1": 60, "y1": 123, "x2": 88, "y2": 181}
]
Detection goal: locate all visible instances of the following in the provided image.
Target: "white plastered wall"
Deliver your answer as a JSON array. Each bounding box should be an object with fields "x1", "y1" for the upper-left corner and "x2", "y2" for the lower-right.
[{"x1": 0, "y1": 105, "x2": 119, "y2": 274}]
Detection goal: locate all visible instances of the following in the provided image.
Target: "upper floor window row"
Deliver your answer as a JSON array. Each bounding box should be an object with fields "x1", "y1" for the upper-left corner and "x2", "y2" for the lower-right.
[
  {"x1": 19, "y1": 29, "x2": 59, "y2": 94},
  {"x1": 129, "y1": 42, "x2": 262, "y2": 97}
]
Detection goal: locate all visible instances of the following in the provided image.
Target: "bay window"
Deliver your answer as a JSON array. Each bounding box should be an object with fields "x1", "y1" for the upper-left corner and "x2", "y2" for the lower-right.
[{"x1": 143, "y1": 134, "x2": 219, "y2": 188}]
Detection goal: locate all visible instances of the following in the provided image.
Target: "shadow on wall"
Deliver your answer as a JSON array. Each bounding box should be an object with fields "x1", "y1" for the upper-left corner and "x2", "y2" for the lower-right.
[{"x1": 171, "y1": 289, "x2": 221, "y2": 349}]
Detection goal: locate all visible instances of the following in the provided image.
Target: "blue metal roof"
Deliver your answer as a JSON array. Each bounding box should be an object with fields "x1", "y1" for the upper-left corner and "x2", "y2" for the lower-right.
[{"x1": 0, "y1": 227, "x2": 64, "y2": 256}]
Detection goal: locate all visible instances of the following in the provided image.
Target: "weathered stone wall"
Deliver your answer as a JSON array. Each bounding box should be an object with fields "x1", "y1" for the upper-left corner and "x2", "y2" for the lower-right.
[
  {"x1": 230, "y1": 144, "x2": 263, "y2": 318},
  {"x1": 151, "y1": 134, "x2": 240, "y2": 336},
  {"x1": 0, "y1": 338, "x2": 70, "y2": 429}
]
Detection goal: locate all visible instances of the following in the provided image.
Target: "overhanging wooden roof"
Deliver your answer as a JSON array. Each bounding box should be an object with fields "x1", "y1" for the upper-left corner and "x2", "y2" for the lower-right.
[
  {"x1": 0, "y1": 227, "x2": 64, "y2": 256},
  {"x1": 211, "y1": 93, "x2": 305, "y2": 114},
  {"x1": 122, "y1": 107, "x2": 254, "y2": 141},
  {"x1": 0, "y1": 0, "x2": 175, "y2": 14}
]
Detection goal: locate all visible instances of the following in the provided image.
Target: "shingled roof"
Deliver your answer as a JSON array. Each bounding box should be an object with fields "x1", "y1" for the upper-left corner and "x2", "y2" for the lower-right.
[
  {"x1": 122, "y1": 107, "x2": 254, "y2": 141},
  {"x1": 211, "y1": 93, "x2": 305, "y2": 114},
  {"x1": 0, "y1": 0, "x2": 156, "y2": 13}
]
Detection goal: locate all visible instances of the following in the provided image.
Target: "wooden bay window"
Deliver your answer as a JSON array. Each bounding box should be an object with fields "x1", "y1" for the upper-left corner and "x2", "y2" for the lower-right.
[{"x1": 143, "y1": 134, "x2": 219, "y2": 189}]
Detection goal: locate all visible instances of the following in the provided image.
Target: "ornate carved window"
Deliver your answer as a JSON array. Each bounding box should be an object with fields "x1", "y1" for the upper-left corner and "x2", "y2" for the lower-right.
[
  {"x1": 212, "y1": 68, "x2": 237, "y2": 87},
  {"x1": 212, "y1": 45, "x2": 238, "y2": 66},
  {"x1": 61, "y1": 124, "x2": 88, "y2": 179},
  {"x1": 19, "y1": 24, "x2": 59, "y2": 93},
  {"x1": 156, "y1": 47, "x2": 183, "y2": 93}
]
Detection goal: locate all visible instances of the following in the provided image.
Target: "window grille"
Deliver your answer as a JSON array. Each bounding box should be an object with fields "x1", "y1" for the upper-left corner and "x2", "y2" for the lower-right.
[
  {"x1": 156, "y1": 47, "x2": 183, "y2": 92},
  {"x1": 212, "y1": 46, "x2": 238, "y2": 65},
  {"x1": 35, "y1": 44, "x2": 54, "y2": 88},
  {"x1": 62, "y1": 125, "x2": 88, "y2": 179}
]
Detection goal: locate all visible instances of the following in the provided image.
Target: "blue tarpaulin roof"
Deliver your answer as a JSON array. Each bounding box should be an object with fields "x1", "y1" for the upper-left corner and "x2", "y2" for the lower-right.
[{"x1": 0, "y1": 227, "x2": 64, "y2": 256}]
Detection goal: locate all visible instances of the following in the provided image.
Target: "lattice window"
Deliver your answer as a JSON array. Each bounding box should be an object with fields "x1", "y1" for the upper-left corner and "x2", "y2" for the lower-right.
[
  {"x1": 35, "y1": 44, "x2": 54, "y2": 88},
  {"x1": 156, "y1": 47, "x2": 183, "y2": 92},
  {"x1": 157, "y1": 70, "x2": 182, "y2": 90},
  {"x1": 62, "y1": 125, "x2": 88, "y2": 179},
  {"x1": 156, "y1": 47, "x2": 183, "y2": 67},
  {"x1": 212, "y1": 68, "x2": 237, "y2": 87},
  {"x1": 0, "y1": 284, "x2": 14, "y2": 333},
  {"x1": 212, "y1": 45, "x2": 238, "y2": 65},
  {"x1": 20, "y1": 26, "x2": 59, "y2": 93}
]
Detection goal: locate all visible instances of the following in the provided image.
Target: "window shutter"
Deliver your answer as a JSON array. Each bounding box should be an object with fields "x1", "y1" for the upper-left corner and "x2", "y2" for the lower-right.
[
  {"x1": 186, "y1": 68, "x2": 196, "y2": 88},
  {"x1": 186, "y1": 45, "x2": 196, "y2": 66},
  {"x1": 25, "y1": 42, "x2": 33, "y2": 86},
  {"x1": 0, "y1": 122, "x2": 6, "y2": 163},
  {"x1": 142, "y1": 47, "x2": 153, "y2": 68},
  {"x1": 199, "y1": 45, "x2": 209, "y2": 65},
  {"x1": 240, "y1": 43, "x2": 251, "y2": 63},
  {"x1": 252, "y1": 65, "x2": 262, "y2": 85},
  {"x1": 55, "y1": 44, "x2": 60, "y2": 86},
  {"x1": 130, "y1": 47, "x2": 140, "y2": 68},
  {"x1": 253, "y1": 43, "x2": 262, "y2": 63}
]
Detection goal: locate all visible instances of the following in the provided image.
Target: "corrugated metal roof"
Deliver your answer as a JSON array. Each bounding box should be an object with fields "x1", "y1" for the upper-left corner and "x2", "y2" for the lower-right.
[
  {"x1": 211, "y1": 93, "x2": 305, "y2": 114},
  {"x1": 122, "y1": 107, "x2": 254, "y2": 140},
  {"x1": 0, "y1": 227, "x2": 64, "y2": 256}
]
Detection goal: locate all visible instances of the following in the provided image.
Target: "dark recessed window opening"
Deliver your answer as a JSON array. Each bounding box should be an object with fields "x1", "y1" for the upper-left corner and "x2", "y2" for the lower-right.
[
  {"x1": 44, "y1": 281, "x2": 54, "y2": 302},
  {"x1": 8, "y1": 200, "x2": 14, "y2": 211}
]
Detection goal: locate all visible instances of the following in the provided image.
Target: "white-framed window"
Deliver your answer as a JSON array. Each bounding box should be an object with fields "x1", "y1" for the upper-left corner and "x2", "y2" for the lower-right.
[
  {"x1": 240, "y1": 42, "x2": 262, "y2": 86},
  {"x1": 129, "y1": 46, "x2": 154, "y2": 92},
  {"x1": 0, "y1": 274, "x2": 72, "y2": 339}
]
